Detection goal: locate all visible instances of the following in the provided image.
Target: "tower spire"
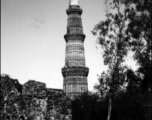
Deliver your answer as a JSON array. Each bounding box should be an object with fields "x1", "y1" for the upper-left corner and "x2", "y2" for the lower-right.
[{"x1": 69, "y1": 0, "x2": 80, "y2": 6}]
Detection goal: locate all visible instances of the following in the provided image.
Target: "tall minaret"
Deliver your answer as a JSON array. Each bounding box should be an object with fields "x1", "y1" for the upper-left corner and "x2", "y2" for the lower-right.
[{"x1": 62, "y1": 0, "x2": 89, "y2": 99}]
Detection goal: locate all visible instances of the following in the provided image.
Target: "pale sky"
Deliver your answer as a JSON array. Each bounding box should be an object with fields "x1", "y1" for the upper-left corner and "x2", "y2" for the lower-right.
[{"x1": 1, "y1": 0, "x2": 136, "y2": 91}]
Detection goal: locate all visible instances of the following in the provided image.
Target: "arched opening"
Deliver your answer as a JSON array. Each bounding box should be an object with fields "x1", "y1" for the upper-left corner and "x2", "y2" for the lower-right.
[
  {"x1": 19, "y1": 115, "x2": 25, "y2": 120},
  {"x1": 6, "y1": 116, "x2": 10, "y2": 120}
]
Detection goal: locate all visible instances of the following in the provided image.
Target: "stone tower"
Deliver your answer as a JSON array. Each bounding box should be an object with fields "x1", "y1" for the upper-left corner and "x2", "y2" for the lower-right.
[{"x1": 62, "y1": 0, "x2": 89, "y2": 99}]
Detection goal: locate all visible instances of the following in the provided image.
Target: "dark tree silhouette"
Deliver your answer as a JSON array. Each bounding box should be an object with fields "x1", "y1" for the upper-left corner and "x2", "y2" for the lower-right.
[{"x1": 92, "y1": 0, "x2": 151, "y2": 120}]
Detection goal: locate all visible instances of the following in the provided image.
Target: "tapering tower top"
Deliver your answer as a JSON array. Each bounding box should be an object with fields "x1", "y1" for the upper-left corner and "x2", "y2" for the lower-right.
[{"x1": 70, "y1": 0, "x2": 80, "y2": 6}]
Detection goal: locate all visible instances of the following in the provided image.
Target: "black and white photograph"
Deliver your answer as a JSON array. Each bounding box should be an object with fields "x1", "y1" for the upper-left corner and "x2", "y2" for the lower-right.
[{"x1": 1, "y1": 0, "x2": 151, "y2": 120}]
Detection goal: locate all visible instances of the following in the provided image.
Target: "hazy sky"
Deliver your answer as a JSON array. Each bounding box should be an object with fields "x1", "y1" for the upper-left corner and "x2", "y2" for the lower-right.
[{"x1": 1, "y1": 0, "x2": 136, "y2": 91}]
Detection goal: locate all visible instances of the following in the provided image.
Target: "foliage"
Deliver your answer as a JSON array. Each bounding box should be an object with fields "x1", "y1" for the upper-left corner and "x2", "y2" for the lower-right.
[
  {"x1": 92, "y1": 0, "x2": 151, "y2": 119},
  {"x1": 72, "y1": 92, "x2": 108, "y2": 120},
  {"x1": 92, "y1": 0, "x2": 133, "y2": 97},
  {"x1": 124, "y1": 0, "x2": 152, "y2": 92},
  {"x1": 72, "y1": 87, "x2": 151, "y2": 120},
  {"x1": 92, "y1": 0, "x2": 132, "y2": 119}
]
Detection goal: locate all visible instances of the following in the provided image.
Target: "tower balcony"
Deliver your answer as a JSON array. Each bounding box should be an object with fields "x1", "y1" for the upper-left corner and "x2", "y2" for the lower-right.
[
  {"x1": 62, "y1": 66, "x2": 89, "y2": 77},
  {"x1": 64, "y1": 33, "x2": 85, "y2": 42},
  {"x1": 66, "y1": 6, "x2": 82, "y2": 15}
]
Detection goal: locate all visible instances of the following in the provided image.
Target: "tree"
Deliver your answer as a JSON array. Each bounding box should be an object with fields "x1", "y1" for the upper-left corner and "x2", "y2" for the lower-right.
[
  {"x1": 92, "y1": 0, "x2": 151, "y2": 119},
  {"x1": 125, "y1": 0, "x2": 152, "y2": 92},
  {"x1": 92, "y1": 0, "x2": 132, "y2": 119},
  {"x1": 122, "y1": 0, "x2": 152, "y2": 118}
]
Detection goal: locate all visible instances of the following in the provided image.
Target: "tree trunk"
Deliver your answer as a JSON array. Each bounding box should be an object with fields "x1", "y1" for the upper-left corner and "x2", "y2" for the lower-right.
[{"x1": 107, "y1": 96, "x2": 112, "y2": 120}]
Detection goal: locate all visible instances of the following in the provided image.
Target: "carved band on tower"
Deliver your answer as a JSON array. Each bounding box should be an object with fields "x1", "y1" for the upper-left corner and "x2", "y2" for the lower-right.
[{"x1": 62, "y1": 0, "x2": 89, "y2": 99}]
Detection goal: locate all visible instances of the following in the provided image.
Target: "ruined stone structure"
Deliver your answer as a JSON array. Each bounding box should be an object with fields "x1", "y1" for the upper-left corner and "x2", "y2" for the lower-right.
[
  {"x1": 62, "y1": 0, "x2": 89, "y2": 99},
  {"x1": 0, "y1": 75, "x2": 71, "y2": 120}
]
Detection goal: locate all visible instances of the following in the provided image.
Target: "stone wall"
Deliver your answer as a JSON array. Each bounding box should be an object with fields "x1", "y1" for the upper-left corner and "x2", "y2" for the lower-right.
[{"x1": 0, "y1": 75, "x2": 71, "y2": 120}]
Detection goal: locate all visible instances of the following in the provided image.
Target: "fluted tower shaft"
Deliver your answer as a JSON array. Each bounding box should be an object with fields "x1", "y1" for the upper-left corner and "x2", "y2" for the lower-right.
[{"x1": 62, "y1": 2, "x2": 89, "y2": 99}]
